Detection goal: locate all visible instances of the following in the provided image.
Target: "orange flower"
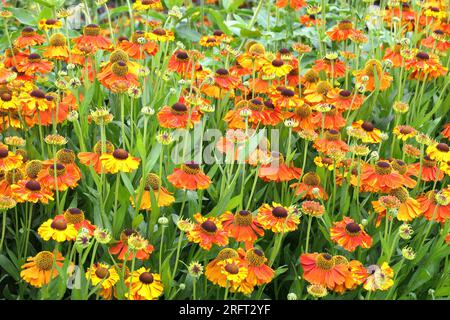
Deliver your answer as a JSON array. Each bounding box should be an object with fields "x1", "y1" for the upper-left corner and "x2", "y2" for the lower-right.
[
  {"x1": 291, "y1": 172, "x2": 328, "y2": 200},
  {"x1": 168, "y1": 50, "x2": 195, "y2": 76},
  {"x1": 73, "y1": 24, "x2": 112, "y2": 51},
  {"x1": 43, "y1": 33, "x2": 70, "y2": 61},
  {"x1": 311, "y1": 105, "x2": 346, "y2": 130},
  {"x1": 389, "y1": 187, "x2": 422, "y2": 222},
  {"x1": 417, "y1": 190, "x2": 450, "y2": 223},
  {"x1": 109, "y1": 229, "x2": 154, "y2": 261},
  {"x1": 202, "y1": 68, "x2": 240, "y2": 98},
  {"x1": 410, "y1": 156, "x2": 444, "y2": 181},
  {"x1": 405, "y1": 51, "x2": 448, "y2": 80},
  {"x1": 326, "y1": 88, "x2": 364, "y2": 112},
  {"x1": 441, "y1": 123, "x2": 450, "y2": 140},
  {"x1": 239, "y1": 248, "x2": 274, "y2": 286},
  {"x1": 206, "y1": 248, "x2": 240, "y2": 286},
  {"x1": 353, "y1": 59, "x2": 392, "y2": 91},
  {"x1": 157, "y1": 101, "x2": 201, "y2": 129},
  {"x1": 382, "y1": 43, "x2": 404, "y2": 68},
  {"x1": 327, "y1": 20, "x2": 363, "y2": 42},
  {"x1": 258, "y1": 152, "x2": 302, "y2": 182},
  {"x1": 313, "y1": 129, "x2": 349, "y2": 155},
  {"x1": 3, "y1": 48, "x2": 29, "y2": 68},
  {"x1": 387, "y1": 159, "x2": 415, "y2": 189},
  {"x1": 300, "y1": 253, "x2": 349, "y2": 289},
  {"x1": 330, "y1": 217, "x2": 373, "y2": 252},
  {"x1": 421, "y1": 30, "x2": 450, "y2": 53},
  {"x1": 186, "y1": 213, "x2": 229, "y2": 250},
  {"x1": 130, "y1": 173, "x2": 175, "y2": 211},
  {"x1": 118, "y1": 31, "x2": 158, "y2": 59},
  {"x1": 269, "y1": 86, "x2": 303, "y2": 109},
  {"x1": 37, "y1": 162, "x2": 80, "y2": 191},
  {"x1": 284, "y1": 104, "x2": 319, "y2": 131},
  {"x1": 14, "y1": 27, "x2": 45, "y2": 48},
  {"x1": 0, "y1": 146, "x2": 23, "y2": 171},
  {"x1": 99, "y1": 60, "x2": 140, "y2": 91},
  {"x1": 20, "y1": 251, "x2": 64, "y2": 288},
  {"x1": 167, "y1": 162, "x2": 211, "y2": 190},
  {"x1": 275, "y1": 0, "x2": 306, "y2": 10},
  {"x1": 11, "y1": 179, "x2": 54, "y2": 204},
  {"x1": 313, "y1": 58, "x2": 346, "y2": 78},
  {"x1": 256, "y1": 202, "x2": 300, "y2": 233},
  {"x1": 360, "y1": 161, "x2": 405, "y2": 193},
  {"x1": 331, "y1": 257, "x2": 367, "y2": 294},
  {"x1": 78, "y1": 140, "x2": 115, "y2": 174},
  {"x1": 16, "y1": 53, "x2": 53, "y2": 76},
  {"x1": 220, "y1": 210, "x2": 264, "y2": 244},
  {"x1": 299, "y1": 14, "x2": 322, "y2": 27}
]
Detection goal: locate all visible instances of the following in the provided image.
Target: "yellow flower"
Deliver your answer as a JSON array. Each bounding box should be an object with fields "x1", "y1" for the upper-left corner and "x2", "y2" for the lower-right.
[
  {"x1": 218, "y1": 258, "x2": 248, "y2": 284},
  {"x1": 393, "y1": 125, "x2": 416, "y2": 141},
  {"x1": 125, "y1": 267, "x2": 164, "y2": 300},
  {"x1": 86, "y1": 263, "x2": 119, "y2": 289},
  {"x1": 38, "y1": 218, "x2": 77, "y2": 242},
  {"x1": 426, "y1": 142, "x2": 450, "y2": 163},
  {"x1": 262, "y1": 59, "x2": 293, "y2": 77},
  {"x1": 100, "y1": 149, "x2": 140, "y2": 173}
]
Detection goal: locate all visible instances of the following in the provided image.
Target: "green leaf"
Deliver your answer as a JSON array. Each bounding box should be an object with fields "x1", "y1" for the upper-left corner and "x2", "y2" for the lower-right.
[
  {"x1": 0, "y1": 254, "x2": 19, "y2": 281},
  {"x1": 223, "y1": 0, "x2": 245, "y2": 11},
  {"x1": 9, "y1": 8, "x2": 38, "y2": 26},
  {"x1": 132, "y1": 213, "x2": 144, "y2": 229},
  {"x1": 175, "y1": 25, "x2": 201, "y2": 42}
]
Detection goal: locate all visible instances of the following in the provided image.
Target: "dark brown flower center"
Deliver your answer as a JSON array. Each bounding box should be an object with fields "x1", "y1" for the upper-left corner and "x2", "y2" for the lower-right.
[
  {"x1": 45, "y1": 19, "x2": 58, "y2": 25},
  {"x1": 272, "y1": 206, "x2": 288, "y2": 218},
  {"x1": 30, "y1": 89, "x2": 46, "y2": 99},
  {"x1": 271, "y1": 59, "x2": 284, "y2": 67},
  {"x1": 224, "y1": 263, "x2": 239, "y2": 274},
  {"x1": 361, "y1": 121, "x2": 374, "y2": 132},
  {"x1": 436, "y1": 143, "x2": 449, "y2": 152},
  {"x1": 416, "y1": 52, "x2": 429, "y2": 60},
  {"x1": 339, "y1": 90, "x2": 352, "y2": 97},
  {"x1": 176, "y1": 51, "x2": 189, "y2": 60},
  {"x1": 201, "y1": 220, "x2": 217, "y2": 233},
  {"x1": 171, "y1": 102, "x2": 188, "y2": 113},
  {"x1": 0, "y1": 148, "x2": 8, "y2": 158},
  {"x1": 264, "y1": 100, "x2": 275, "y2": 109},
  {"x1": 1, "y1": 93, "x2": 12, "y2": 102},
  {"x1": 345, "y1": 222, "x2": 361, "y2": 234},
  {"x1": 112, "y1": 149, "x2": 129, "y2": 160},
  {"x1": 152, "y1": 28, "x2": 166, "y2": 36},
  {"x1": 139, "y1": 272, "x2": 154, "y2": 284},
  {"x1": 216, "y1": 68, "x2": 229, "y2": 76},
  {"x1": 51, "y1": 218, "x2": 67, "y2": 231},
  {"x1": 25, "y1": 180, "x2": 41, "y2": 191},
  {"x1": 281, "y1": 88, "x2": 295, "y2": 97},
  {"x1": 95, "y1": 267, "x2": 110, "y2": 279}
]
